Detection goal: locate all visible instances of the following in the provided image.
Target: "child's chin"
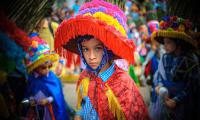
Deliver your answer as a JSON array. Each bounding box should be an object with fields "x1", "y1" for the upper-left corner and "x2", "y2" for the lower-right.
[
  {"x1": 91, "y1": 67, "x2": 98, "y2": 70},
  {"x1": 89, "y1": 65, "x2": 98, "y2": 70}
]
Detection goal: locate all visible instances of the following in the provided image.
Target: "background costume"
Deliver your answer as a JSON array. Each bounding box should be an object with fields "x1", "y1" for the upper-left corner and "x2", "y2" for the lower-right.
[
  {"x1": 150, "y1": 16, "x2": 200, "y2": 120},
  {"x1": 25, "y1": 34, "x2": 69, "y2": 120}
]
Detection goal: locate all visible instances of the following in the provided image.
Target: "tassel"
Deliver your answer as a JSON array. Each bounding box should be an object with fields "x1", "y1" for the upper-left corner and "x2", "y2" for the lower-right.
[
  {"x1": 48, "y1": 104, "x2": 56, "y2": 120},
  {"x1": 76, "y1": 78, "x2": 90, "y2": 109},
  {"x1": 105, "y1": 84, "x2": 126, "y2": 120}
]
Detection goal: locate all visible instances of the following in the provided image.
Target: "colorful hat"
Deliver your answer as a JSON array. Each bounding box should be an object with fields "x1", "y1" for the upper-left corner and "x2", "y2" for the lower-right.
[
  {"x1": 26, "y1": 33, "x2": 59, "y2": 73},
  {"x1": 151, "y1": 16, "x2": 197, "y2": 48},
  {"x1": 55, "y1": 0, "x2": 135, "y2": 64}
]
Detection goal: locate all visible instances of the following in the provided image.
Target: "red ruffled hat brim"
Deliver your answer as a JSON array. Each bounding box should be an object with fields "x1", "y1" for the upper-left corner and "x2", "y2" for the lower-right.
[{"x1": 55, "y1": 15, "x2": 135, "y2": 64}]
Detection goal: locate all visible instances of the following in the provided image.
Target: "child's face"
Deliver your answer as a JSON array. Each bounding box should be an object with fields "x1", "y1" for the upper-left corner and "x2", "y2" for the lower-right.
[
  {"x1": 163, "y1": 37, "x2": 176, "y2": 54},
  {"x1": 81, "y1": 38, "x2": 104, "y2": 70},
  {"x1": 36, "y1": 62, "x2": 52, "y2": 76}
]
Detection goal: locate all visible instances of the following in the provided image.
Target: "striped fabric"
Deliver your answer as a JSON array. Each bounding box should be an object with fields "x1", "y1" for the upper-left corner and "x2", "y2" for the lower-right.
[{"x1": 76, "y1": 63, "x2": 115, "y2": 119}]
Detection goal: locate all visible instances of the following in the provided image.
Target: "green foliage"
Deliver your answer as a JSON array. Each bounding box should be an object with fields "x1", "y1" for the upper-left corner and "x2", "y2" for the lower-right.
[{"x1": 1, "y1": 0, "x2": 56, "y2": 33}]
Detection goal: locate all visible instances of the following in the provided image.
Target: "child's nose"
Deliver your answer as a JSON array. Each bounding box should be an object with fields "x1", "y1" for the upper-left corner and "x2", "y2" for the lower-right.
[{"x1": 89, "y1": 50, "x2": 96, "y2": 59}]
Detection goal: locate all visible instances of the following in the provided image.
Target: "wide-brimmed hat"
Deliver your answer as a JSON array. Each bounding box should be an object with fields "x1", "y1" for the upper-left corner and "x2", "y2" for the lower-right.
[
  {"x1": 151, "y1": 16, "x2": 197, "y2": 48},
  {"x1": 55, "y1": 0, "x2": 135, "y2": 64},
  {"x1": 26, "y1": 33, "x2": 59, "y2": 73}
]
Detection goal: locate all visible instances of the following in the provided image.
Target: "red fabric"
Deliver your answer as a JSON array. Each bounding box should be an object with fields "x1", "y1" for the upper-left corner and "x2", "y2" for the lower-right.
[
  {"x1": 77, "y1": 65, "x2": 150, "y2": 120},
  {"x1": 48, "y1": 104, "x2": 55, "y2": 120},
  {"x1": 145, "y1": 61, "x2": 152, "y2": 77}
]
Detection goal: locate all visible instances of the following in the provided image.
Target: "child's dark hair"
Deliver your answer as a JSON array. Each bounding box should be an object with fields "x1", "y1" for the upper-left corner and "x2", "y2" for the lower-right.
[{"x1": 77, "y1": 35, "x2": 94, "y2": 42}]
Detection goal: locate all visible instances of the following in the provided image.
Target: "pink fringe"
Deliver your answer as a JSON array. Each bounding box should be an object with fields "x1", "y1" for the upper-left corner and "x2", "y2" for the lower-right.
[{"x1": 79, "y1": 0, "x2": 126, "y2": 22}]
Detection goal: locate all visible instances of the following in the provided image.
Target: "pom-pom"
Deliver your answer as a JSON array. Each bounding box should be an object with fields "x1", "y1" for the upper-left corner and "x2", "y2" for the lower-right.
[
  {"x1": 178, "y1": 24, "x2": 185, "y2": 32},
  {"x1": 167, "y1": 27, "x2": 174, "y2": 31},
  {"x1": 31, "y1": 40, "x2": 38, "y2": 48}
]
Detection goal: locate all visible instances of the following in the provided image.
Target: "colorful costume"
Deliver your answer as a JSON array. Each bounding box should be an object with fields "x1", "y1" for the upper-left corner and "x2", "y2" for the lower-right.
[
  {"x1": 55, "y1": 0, "x2": 149, "y2": 120},
  {"x1": 77, "y1": 64, "x2": 149, "y2": 120},
  {"x1": 26, "y1": 71, "x2": 69, "y2": 120},
  {"x1": 25, "y1": 34, "x2": 69, "y2": 120},
  {"x1": 150, "y1": 16, "x2": 200, "y2": 120}
]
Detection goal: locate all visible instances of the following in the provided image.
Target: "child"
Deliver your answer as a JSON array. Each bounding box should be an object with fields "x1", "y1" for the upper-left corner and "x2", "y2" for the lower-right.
[
  {"x1": 55, "y1": 0, "x2": 149, "y2": 120},
  {"x1": 150, "y1": 16, "x2": 200, "y2": 120},
  {"x1": 24, "y1": 34, "x2": 69, "y2": 120}
]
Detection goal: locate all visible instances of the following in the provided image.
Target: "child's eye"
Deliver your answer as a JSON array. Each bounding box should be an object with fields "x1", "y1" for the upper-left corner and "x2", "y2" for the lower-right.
[
  {"x1": 95, "y1": 47, "x2": 103, "y2": 51},
  {"x1": 82, "y1": 48, "x2": 88, "y2": 52}
]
